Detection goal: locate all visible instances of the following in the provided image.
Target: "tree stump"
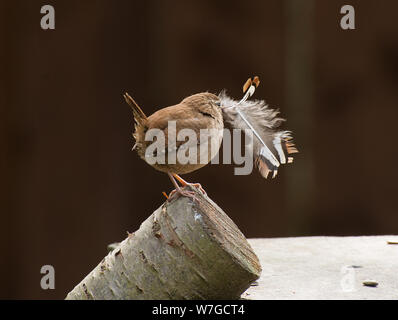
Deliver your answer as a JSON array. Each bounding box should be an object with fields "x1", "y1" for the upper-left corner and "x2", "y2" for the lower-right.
[{"x1": 66, "y1": 187, "x2": 261, "y2": 300}]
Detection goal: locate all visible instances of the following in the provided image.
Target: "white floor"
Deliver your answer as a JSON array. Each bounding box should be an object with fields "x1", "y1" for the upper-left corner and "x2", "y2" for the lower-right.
[{"x1": 244, "y1": 236, "x2": 398, "y2": 300}]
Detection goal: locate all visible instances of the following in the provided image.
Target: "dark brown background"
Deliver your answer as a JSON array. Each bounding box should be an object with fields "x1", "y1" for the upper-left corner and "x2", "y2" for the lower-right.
[{"x1": 1, "y1": 0, "x2": 397, "y2": 299}]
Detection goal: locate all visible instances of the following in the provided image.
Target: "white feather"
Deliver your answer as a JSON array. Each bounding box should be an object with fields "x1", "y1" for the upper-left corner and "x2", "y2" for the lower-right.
[
  {"x1": 273, "y1": 133, "x2": 286, "y2": 164},
  {"x1": 220, "y1": 91, "x2": 296, "y2": 178}
]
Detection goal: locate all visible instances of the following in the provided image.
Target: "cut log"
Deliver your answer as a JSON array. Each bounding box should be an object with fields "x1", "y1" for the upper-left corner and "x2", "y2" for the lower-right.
[{"x1": 66, "y1": 187, "x2": 261, "y2": 300}]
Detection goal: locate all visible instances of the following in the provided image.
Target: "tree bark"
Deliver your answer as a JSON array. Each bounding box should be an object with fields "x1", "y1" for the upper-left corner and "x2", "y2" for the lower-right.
[{"x1": 66, "y1": 187, "x2": 261, "y2": 300}]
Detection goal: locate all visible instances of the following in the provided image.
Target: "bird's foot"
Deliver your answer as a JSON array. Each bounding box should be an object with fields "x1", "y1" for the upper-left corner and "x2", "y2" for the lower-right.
[
  {"x1": 185, "y1": 182, "x2": 207, "y2": 196},
  {"x1": 172, "y1": 174, "x2": 207, "y2": 195},
  {"x1": 167, "y1": 187, "x2": 198, "y2": 203}
]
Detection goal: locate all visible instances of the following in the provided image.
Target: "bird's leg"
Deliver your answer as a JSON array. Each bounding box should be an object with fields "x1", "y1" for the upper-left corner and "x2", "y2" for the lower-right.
[
  {"x1": 172, "y1": 174, "x2": 207, "y2": 195},
  {"x1": 167, "y1": 172, "x2": 197, "y2": 202}
]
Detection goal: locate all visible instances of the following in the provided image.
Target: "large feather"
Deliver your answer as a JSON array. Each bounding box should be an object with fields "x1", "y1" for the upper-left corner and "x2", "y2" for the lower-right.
[{"x1": 220, "y1": 91, "x2": 298, "y2": 178}]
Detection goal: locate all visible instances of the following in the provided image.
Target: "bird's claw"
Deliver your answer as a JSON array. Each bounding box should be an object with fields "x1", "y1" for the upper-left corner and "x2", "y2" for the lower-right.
[
  {"x1": 188, "y1": 183, "x2": 207, "y2": 196},
  {"x1": 167, "y1": 188, "x2": 199, "y2": 203}
]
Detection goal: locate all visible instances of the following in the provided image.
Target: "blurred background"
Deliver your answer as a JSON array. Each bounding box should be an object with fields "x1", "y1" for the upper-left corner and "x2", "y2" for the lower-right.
[{"x1": 1, "y1": 0, "x2": 397, "y2": 299}]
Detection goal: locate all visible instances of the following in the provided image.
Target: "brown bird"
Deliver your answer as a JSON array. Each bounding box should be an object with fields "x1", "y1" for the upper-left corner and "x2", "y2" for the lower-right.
[
  {"x1": 124, "y1": 92, "x2": 224, "y2": 200},
  {"x1": 124, "y1": 77, "x2": 298, "y2": 200}
]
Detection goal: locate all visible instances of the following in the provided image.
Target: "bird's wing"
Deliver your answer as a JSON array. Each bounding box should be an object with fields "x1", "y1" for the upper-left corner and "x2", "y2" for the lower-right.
[{"x1": 146, "y1": 104, "x2": 218, "y2": 158}]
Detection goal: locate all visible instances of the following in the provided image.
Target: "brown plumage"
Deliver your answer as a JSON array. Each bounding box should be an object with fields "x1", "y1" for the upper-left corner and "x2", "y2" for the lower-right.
[
  {"x1": 124, "y1": 92, "x2": 224, "y2": 200},
  {"x1": 124, "y1": 76, "x2": 297, "y2": 200}
]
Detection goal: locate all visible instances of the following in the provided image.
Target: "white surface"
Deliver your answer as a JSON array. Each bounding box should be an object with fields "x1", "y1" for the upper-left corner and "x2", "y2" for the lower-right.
[{"x1": 245, "y1": 236, "x2": 398, "y2": 300}]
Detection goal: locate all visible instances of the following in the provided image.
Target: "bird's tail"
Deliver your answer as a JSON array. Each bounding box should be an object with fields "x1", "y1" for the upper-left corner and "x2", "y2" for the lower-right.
[
  {"x1": 123, "y1": 92, "x2": 147, "y2": 125},
  {"x1": 123, "y1": 92, "x2": 148, "y2": 151}
]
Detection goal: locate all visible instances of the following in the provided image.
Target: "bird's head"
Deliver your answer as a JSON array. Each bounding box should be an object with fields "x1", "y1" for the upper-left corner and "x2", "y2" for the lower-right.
[{"x1": 181, "y1": 92, "x2": 222, "y2": 120}]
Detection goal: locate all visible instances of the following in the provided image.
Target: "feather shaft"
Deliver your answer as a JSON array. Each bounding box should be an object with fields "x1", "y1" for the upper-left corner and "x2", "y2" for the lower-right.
[{"x1": 235, "y1": 107, "x2": 280, "y2": 167}]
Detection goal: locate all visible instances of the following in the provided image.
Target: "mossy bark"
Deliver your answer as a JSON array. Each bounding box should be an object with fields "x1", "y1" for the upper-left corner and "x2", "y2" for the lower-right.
[{"x1": 66, "y1": 187, "x2": 261, "y2": 300}]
